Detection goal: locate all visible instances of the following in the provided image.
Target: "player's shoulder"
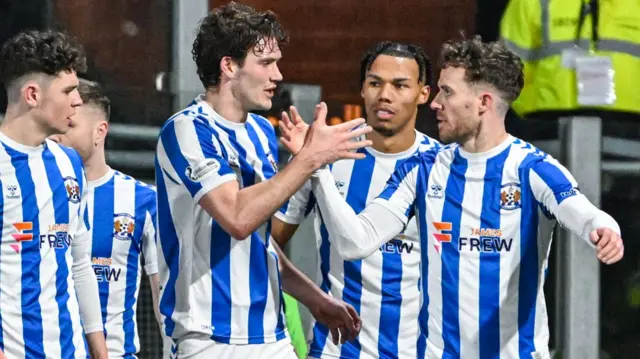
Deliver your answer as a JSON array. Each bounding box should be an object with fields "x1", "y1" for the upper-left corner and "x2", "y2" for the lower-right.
[
  {"x1": 506, "y1": 136, "x2": 555, "y2": 169},
  {"x1": 159, "y1": 99, "x2": 215, "y2": 136},
  {"x1": 416, "y1": 131, "x2": 441, "y2": 153},
  {"x1": 113, "y1": 171, "x2": 157, "y2": 194}
]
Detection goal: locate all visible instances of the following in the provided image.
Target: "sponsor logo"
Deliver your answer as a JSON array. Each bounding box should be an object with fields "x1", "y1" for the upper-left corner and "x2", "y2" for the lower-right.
[{"x1": 185, "y1": 159, "x2": 220, "y2": 182}]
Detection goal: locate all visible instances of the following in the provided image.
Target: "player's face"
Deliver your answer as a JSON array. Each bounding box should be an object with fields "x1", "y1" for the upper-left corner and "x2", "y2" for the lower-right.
[
  {"x1": 232, "y1": 38, "x2": 283, "y2": 112},
  {"x1": 49, "y1": 105, "x2": 105, "y2": 162},
  {"x1": 34, "y1": 71, "x2": 83, "y2": 136},
  {"x1": 430, "y1": 67, "x2": 481, "y2": 144},
  {"x1": 361, "y1": 55, "x2": 430, "y2": 137}
]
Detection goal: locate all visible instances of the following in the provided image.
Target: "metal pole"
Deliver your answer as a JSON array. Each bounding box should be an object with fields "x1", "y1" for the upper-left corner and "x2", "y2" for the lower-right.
[
  {"x1": 557, "y1": 116, "x2": 602, "y2": 359},
  {"x1": 172, "y1": 0, "x2": 208, "y2": 111}
]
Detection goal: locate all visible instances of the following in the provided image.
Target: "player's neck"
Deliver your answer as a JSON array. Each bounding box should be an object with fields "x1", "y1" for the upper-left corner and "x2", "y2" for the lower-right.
[
  {"x1": 0, "y1": 105, "x2": 48, "y2": 147},
  {"x1": 459, "y1": 116, "x2": 508, "y2": 154},
  {"x1": 83, "y1": 150, "x2": 110, "y2": 182},
  {"x1": 368, "y1": 126, "x2": 416, "y2": 154},
  {"x1": 204, "y1": 88, "x2": 248, "y2": 124}
]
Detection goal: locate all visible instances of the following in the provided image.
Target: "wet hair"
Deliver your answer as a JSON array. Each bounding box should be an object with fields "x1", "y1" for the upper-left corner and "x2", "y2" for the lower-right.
[
  {"x1": 360, "y1": 41, "x2": 432, "y2": 87},
  {"x1": 440, "y1": 34, "x2": 524, "y2": 104},
  {"x1": 77, "y1": 78, "x2": 111, "y2": 121},
  {"x1": 192, "y1": 1, "x2": 289, "y2": 89}
]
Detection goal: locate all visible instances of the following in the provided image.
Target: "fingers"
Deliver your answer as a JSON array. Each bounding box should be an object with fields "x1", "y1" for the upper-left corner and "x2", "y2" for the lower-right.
[
  {"x1": 290, "y1": 106, "x2": 303, "y2": 125},
  {"x1": 280, "y1": 110, "x2": 293, "y2": 130},
  {"x1": 600, "y1": 238, "x2": 624, "y2": 264},
  {"x1": 330, "y1": 328, "x2": 340, "y2": 345},
  {"x1": 333, "y1": 117, "x2": 367, "y2": 132},
  {"x1": 344, "y1": 139, "x2": 373, "y2": 152},
  {"x1": 593, "y1": 228, "x2": 624, "y2": 264},
  {"x1": 345, "y1": 304, "x2": 361, "y2": 341},
  {"x1": 313, "y1": 102, "x2": 328, "y2": 125},
  {"x1": 589, "y1": 230, "x2": 600, "y2": 245},
  {"x1": 338, "y1": 327, "x2": 348, "y2": 344}
]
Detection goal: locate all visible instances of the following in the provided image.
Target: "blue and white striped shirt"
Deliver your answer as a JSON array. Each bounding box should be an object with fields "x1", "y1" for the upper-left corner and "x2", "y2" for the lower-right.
[
  {"x1": 86, "y1": 169, "x2": 157, "y2": 358},
  {"x1": 375, "y1": 135, "x2": 579, "y2": 359},
  {"x1": 277, "y1": 132, "x2": 439, "y2": 359},
  {"x1": 0, "y1": 133, "x2": 94, "y2": 358},
  {"x1": 155, "y1": 95, "x2": 286, "y2": 345}
]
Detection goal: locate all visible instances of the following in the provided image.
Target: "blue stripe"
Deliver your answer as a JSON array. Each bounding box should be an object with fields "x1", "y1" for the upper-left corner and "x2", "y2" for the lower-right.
[
  {"x1": 531, "y1": 160, "x2": 576, "y2": 205},
  {"x1": 155, "y1": 160, "x2": 179, "y2": 337},
  {"x1": 0, "y1": 179, "x2": 3, "y2": 351},
  {"x1": 92, "y1": 176, "x2": 115, "y2": 338},
  {"x1": 377, "y1": 157, "x2": 410, "y2": 358},
  {"x1": 43, "y1": 149, "x2": 76, "y2": 358},
  {"x1": 248, "y1": 231, "x2": 269, "y2": 343},
  {"x1": 217, "y1": 125, "x2": 256, "y2": 188},
  {"x1": 378, "y1": 155, "x2": 421, "y2": 201},
  {"x1": 441, "y1": 149, "x2": 467, "y2": 358},
  {"x1": 518, "y1": 155, "x2": 542, "y2": 355},
  {"x1": 160, "y1": 121, "x2": 202, "y2": 197},
  {"x1": 339, "y1": 150, "x2": 375, "y2": 358},
  {"x1": 4, "y1": 144, "x2": 45, "y2": 357},
  {"x1": 478, "y1": 147, "x2": 511, "y2": 359},
  {"x1": 161, "y1": 119, "x2": 232, "y2": 198},
  {"x1": 271, "y1": 249, "x2": 287, "y2": 341},
  {"x1": 209, "y1": 219, "x2": 232, "y2": 343},
  {"x1": 250, "y1": 114, "x2": 279, "y2": 161},
  {"x1": 123, "y1": 185, "x2": 147, "y2": 355},
  {"x1": 308, "y1": 219, "x2": 332, "y2": 358},
  {"x1": 246, "y1": 122, "x2": 276, "y2": 180},
  {"x1": 416, "y1": 156, "x2": 431, "y2": 359}
]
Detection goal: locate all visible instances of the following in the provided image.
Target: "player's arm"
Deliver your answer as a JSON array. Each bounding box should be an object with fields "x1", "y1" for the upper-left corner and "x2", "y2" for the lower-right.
[
  {"x1": 160, "y1": 104, "x2": 370, "y2": 240},
  {"x1": 140, "y1": 194, "x2": 162, "y2": 327},
  {"x1": 72, "y1": 175, "x2": 108, "y2": 359},
  {"x1": 529, "y1": 157, "x2": 624, "y2": 264},
  {"x1": 271, "y1": 180, "x2": 313, "y2": 247},
  {"x1": 271, "y1": 240, "x2": 360, "y2": 344},
  {"x1": 310, "y1": 155, "x2": 422, "y2": 260}
]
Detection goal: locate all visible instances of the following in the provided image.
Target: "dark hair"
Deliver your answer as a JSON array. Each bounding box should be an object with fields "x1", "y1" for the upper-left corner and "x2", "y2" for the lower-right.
[
  {"x1": 77, "y1": 78, "x2": 111, "y2": 121},
  {"x1": 0, "y1": 30, "x2": 87, "y2": 87},
  {"x1": 192, "y1": 1, "x2": 289, "y2": 89},
  {"x1": 440, "y1": 34, "x2": 524, "y2": 103},
  {"x1": 360, "y1": 41, "x2": 432, "y2": 88}
]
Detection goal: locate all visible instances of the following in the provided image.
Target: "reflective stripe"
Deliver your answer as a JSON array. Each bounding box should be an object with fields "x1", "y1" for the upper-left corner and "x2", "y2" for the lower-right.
[
  {"x1": 506, "y1": 0, "x2": 640, "y2": 62},
  {"x1": 541, "y1": 0, "x2": 550, "y2": 44},
  {"x1": 503, "y1": 38, "x2": 589, "y2": 61},
  {"x1": 598, "y1": 39, "x2": 640, "y2": 57}
]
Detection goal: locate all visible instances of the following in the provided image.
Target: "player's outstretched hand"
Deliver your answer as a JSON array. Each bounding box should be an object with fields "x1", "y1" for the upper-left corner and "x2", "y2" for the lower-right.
[
  {"x1": 283, "y1": 102, "x2": 371, "y2": 166},
  {"x1": 309, "y1": 294, "x2": 362, "y2": 345},
  {"x1": 590, "y1": 227, "x2": 624, "y2": 264},
  {"x1": 279, "y1": 105, "x2": 309, "y2": 155}
]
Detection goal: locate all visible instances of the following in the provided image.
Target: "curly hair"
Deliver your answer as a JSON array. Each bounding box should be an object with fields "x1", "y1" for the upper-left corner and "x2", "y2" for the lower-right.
[
  {"x1": 0, "y1": 30, "x2": 87, "y2": 88},
  {"x1": 192, "y1": 2, "x2": 289, "y2": 89},
  {"x1": 78, "y1": 78, "x2": 111, "y2": 121},
  {"x1": 440, "y1": 35, "x2": 523, "y2": 104},
  {"x1": 360, "y1": 41, "x2": 432, "y2": 88}
]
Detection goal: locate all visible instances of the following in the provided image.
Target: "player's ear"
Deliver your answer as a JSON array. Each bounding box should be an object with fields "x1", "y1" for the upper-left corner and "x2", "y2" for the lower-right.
[
  {"x1": 95, "y1": 121, "x2": 109, "y2": 146},
  {"x1": 220, "y1": 56, "x2": 239, "y2": 80},
  {"x1": 418, "y1": 84, "x2": 430, "y2": 105}
]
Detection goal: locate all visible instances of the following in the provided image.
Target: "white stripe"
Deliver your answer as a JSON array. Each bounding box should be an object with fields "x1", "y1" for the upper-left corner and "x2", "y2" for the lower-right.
[
  {"x1": 424, "y1": 148, "x2": 453, "y2": 359},
  {"x1": 456, "y1": 161, "x2": 485, "y2": 359},
  {"x1": 157, "y1": 141, "x2": 192, "y2": 336},
  {"x1": 498, "y1": 149, "x2": 526, "y2": 358},
  {"x1": 229, "y1": 236, "x2": 251, "y2": 342},
  {"x1": 0, "y1": 144, "x2": 26, "y2": 359},
  {"x1": 32, "y1": 153, "x2": 63, "y2": 358},
  {"x1": 105, "y1": 175, "x2": 137, "y2": 354}
]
